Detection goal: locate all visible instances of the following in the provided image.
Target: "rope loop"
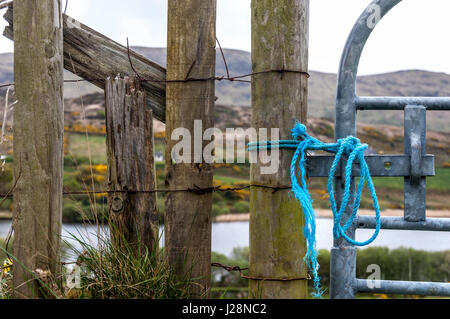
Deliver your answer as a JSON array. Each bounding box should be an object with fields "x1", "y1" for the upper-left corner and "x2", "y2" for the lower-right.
[{"x1": 248, "y1": 122, "x2": 382, "y2": 298}]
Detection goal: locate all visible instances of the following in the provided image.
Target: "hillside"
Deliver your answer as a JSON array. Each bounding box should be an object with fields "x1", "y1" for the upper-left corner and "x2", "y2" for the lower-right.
[
  {"x1": 62, "y1": 96, "x2": 450, "y2": 168},
  {"x1": 0, "y1": 48, "x2": 450, "y2": 131}
]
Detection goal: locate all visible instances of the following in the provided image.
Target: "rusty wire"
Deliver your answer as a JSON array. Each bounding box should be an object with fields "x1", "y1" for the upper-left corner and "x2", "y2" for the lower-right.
[
  {"x1": 17, "y1": 261, "x2": 312, "y2": 283},
  {"x1": 0, "y1": 68, "x2": 309, "y2": 89},
  {"x1": 211, "y1": 262, "x2": 311, "y2": 282},
  {"x1": 0, "y1": 183, "x2": 291, "y2": 199}
]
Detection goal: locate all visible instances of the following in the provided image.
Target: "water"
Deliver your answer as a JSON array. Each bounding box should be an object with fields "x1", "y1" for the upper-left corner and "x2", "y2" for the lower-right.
[{"x1": 1, "y1": 219, "x2": 449, "y2": 259}]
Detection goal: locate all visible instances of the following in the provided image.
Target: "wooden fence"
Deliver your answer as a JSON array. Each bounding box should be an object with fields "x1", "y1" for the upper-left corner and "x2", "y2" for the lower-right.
[{"x1": 5, "y1": 0, "x2": 309, "y2": 299}]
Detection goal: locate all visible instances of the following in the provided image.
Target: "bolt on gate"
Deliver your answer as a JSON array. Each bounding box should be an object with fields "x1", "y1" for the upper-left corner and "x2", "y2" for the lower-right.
[{"x1": 306, "y1": 0, "x2": 450, "y2": 298}]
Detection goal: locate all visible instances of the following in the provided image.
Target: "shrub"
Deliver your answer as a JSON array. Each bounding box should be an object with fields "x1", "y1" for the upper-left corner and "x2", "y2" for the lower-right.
[
  {"x1": 67, "y1": 233, "x2": 192, "y2": 299},
  {"x1": 232, "y1": 201, "x2": 249, "y2": 214},
  {"x1": 212, "y1": 204, "x2": 229, "y2": 217},
  {"x1": 62, "y1": 203, "x2": 87, "y2": 223},
  {"x1": 0, "y1": 166, "x2": 13, "y2": 193}
]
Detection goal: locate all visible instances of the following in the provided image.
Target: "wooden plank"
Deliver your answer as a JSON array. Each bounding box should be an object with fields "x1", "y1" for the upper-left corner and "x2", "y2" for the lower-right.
[
  {"x1": 165, "y1": 0, "x2": 216, "y2": 298},
  {"x1": 3, "y1": 4, "x2": 167, "y2": 123},
  {"x1": 12, "y1": 0, "x2": 64, "y2": 298},
  {"x1": 249, "y1": 0, "x2": 310, "y2": 299},
  {"x1": 105, "y1": 76, "x2": 158, "y2": 253}
]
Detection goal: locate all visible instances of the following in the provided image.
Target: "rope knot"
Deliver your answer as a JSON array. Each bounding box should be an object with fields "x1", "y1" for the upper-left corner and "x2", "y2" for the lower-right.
[
  {"x1": 291, "y1": 122, "x2": 308, "y2": 140},
  {"x1": 339, "y1": 136, "x2": 362, "y2": 155}
]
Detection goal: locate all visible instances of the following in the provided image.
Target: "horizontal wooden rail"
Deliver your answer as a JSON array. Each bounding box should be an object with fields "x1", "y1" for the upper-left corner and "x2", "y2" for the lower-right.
[{"x1": 3, "y1": 4, "x2": 167, "y2": 122}]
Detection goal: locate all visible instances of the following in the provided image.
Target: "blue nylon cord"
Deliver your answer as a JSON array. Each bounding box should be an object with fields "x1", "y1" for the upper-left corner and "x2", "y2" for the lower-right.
[{"x1": 248, "y1": 122, "x2": 381, "y2": 298}]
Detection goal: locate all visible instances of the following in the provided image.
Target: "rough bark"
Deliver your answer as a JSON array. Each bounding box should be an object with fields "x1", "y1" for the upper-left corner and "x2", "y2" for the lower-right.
[
  {"x1": 165, "y1": 0, "x2": 216, "y2": 298},
  {"x1": 105, "y1": 76, "x2": 158, "y2": 254},
  {"x1": 249, "y1": 0, "x2": 310, "y2": 298},
  {"x1": 12, "y1": 0, "x2": 64, "y2": 298},
  {"x1": 3, "y1": 4, "x2": 167, "y2": 122}
]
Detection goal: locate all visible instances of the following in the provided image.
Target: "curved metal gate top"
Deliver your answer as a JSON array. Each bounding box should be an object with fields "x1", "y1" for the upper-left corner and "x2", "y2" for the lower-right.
[{"x1": 330, "y1": 0, "x2": 450, "y2": 298}]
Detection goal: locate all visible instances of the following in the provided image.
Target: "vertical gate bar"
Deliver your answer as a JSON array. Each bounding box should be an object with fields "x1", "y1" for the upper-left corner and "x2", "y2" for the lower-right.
[
  {"x1": 331, "y1": 59, "x2": 358, "y2": 298},
  {"x1": 331, "y1": 0, "x2": 403, "y2": 298},
  {"x1": 404, "y1": 105, "x2": 427, "y2": 222},
  {"x1": 330, "y1": 121, "x2": 357, "y2": 299}
]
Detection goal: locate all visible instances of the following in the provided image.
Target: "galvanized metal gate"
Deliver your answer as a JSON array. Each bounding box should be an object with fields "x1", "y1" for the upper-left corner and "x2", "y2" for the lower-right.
[{"x1": 308, "y1": 0, "x2": 450, "y2": 298}]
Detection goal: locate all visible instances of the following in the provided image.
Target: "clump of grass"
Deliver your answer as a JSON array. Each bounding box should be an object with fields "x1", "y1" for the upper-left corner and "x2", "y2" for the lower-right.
[{"x1": 67, "y1": 231, "x2": 192, "y2": 299}]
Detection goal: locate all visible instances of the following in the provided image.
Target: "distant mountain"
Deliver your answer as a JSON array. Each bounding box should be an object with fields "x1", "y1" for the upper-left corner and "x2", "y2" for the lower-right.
[{"x1": 1, "y1": 47, "x2": 449, "y2": 132}]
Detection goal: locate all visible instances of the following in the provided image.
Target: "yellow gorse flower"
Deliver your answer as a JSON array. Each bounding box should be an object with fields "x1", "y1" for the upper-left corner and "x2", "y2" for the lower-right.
[
  {"x1": 3, "y1": 258, "x2": 12, "y2": 274},
  {"x1": 93, "y1": 164, "x2": 108, "y2": 175}
]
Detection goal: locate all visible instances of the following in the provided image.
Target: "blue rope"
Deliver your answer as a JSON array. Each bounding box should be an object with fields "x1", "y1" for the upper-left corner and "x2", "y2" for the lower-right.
[{"x1": 248, "y1": 122, "x2": 381, "y2": 298}]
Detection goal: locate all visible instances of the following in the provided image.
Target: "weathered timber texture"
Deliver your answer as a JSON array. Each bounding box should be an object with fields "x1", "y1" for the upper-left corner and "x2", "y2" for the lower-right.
[
  {"x1": 165, "y1": 0, "x2": 216, "y2": 298},
  {"x1": 12, "y1": 0, "x2": 64, "y2": 298},
  {"x1": 3, "y1": 4, "x2": 167, "y2": 122},
  {"x1": 105, "y1": 77, "x2": 158, "y2": 253},
  {"x1": 249, "y1": 0, "x2": 309, "y2": 299}
]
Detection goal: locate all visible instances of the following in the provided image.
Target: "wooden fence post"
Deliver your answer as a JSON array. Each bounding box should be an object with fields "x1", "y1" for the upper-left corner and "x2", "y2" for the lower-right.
[
  {"x1": 105, "y1": 76, "x2": 158, "y2": 253},
  {"x1": 165, "y1": 0, "x2": 217, "y2": 298},
  {"x1": 12, "y1": 0, "x2": 64, "y2": 298},
  {"x1": 249, "y1": 0, "x2": 310, "y2": 298}
]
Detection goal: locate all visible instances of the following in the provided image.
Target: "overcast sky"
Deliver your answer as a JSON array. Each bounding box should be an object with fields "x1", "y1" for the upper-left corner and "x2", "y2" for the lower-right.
[{"x1": 0, "y1": 0, "x2": 449, "y2": 75}]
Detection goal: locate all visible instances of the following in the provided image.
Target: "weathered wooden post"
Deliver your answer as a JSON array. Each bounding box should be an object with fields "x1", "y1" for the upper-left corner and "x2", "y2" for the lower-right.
[
  {"x1": 12, "y1": 0, "x2": 64, "y2": 298},
  {"x1": 105, "y1": 76, "x2": 158, "y2": 253},
  {"x1": 249, "y1": 0, "x2": 310, "y2": 298},
  {"x1": 165, "y1": 0, "x2": 216, "y2": 298}
]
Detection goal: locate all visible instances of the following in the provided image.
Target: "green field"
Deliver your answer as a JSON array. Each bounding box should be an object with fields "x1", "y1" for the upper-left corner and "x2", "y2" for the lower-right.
[
  {"x1": 0, "y1": 133, "x2": 449, "y2": 221},
  {"x1": 67, "y1": 134, "x2": 107, "y2": 164}
]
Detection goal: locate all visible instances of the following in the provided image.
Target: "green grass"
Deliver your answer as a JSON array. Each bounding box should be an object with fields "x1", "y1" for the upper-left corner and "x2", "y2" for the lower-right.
[
  {"x1": 67, "y1": 133, "x2": 106, "y2": 164},
  {"x1": 426, "y1": 168, "x2": 450, "y2": 191},
  {"x1": 369, "y1": 168, "x2": 450, "y2": 191}
]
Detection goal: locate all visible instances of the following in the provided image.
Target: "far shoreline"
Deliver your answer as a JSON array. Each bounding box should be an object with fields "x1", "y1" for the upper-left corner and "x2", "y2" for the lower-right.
[
  {"x1": 213, "y1": 209, "x2": 450, "y2": 223},
  {"x1": 1, "y1": 210, "x2": 450, "y2": 224}
]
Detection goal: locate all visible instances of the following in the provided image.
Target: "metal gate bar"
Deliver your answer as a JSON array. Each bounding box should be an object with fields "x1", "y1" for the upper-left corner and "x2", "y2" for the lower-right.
[
  {"x1": 358, "y1": 216, "x2": 450, "y2": 232},
  {"x1": 325, "y1": 0, "x2": 450, "y2": 298},
  {"x1": 356, "y1": 97, "x2": 450, "y2": 110},
  {"x1": 306, "y1": 155, "x2": 434, "y2": 177},
  {"x1": 356, "y1": 279, "x2": 450, "y2": 297}
]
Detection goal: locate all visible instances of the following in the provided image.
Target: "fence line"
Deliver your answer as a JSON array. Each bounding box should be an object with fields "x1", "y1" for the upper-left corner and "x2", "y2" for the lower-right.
[{"x1": 0, "y1": 184, "x2": 292, "y2": 199}]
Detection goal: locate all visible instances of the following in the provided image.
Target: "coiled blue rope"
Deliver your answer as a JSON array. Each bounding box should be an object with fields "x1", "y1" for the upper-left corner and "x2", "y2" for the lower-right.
[{"x1": 248, "y1": 122, "x2": 381, "y2": 298}]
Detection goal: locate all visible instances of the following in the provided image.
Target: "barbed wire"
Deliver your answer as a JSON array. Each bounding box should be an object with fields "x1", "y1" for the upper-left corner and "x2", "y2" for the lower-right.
[
  {"x1": 211, "y1": 262, "x2": 311, "y2": 281},
  {"x1": 0, "y1": 183, "x2": 292, "y2": 199},
  {"x1": 0, "y1": 68, "x2": 309, "y2": 90},
  {"x1": 2, "y1": 262, "x2": 311, "y2": 282}
]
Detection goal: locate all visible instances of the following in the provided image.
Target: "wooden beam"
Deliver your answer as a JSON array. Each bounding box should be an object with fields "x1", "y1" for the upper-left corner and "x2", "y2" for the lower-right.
[
  {"x1": 105, "y1": 76, "x2": 158, "y2": 254},
  {"x1": 12, "y1": 0, "x2": 64, "y2": 298},
  {"x1": 3, "y1": 4, "x2": 167, "y2": 123},
  {"x1": 249, "y1": 0, "x2": 310, "y2": 298},
  {"x1": 165, "y1": 0, "x2": 216, "y2": 298}
]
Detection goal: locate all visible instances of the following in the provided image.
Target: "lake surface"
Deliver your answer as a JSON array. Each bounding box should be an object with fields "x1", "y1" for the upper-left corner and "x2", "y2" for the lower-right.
[{"x1": 1, "y1": 218, "x2": 449, "y2": 260}]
